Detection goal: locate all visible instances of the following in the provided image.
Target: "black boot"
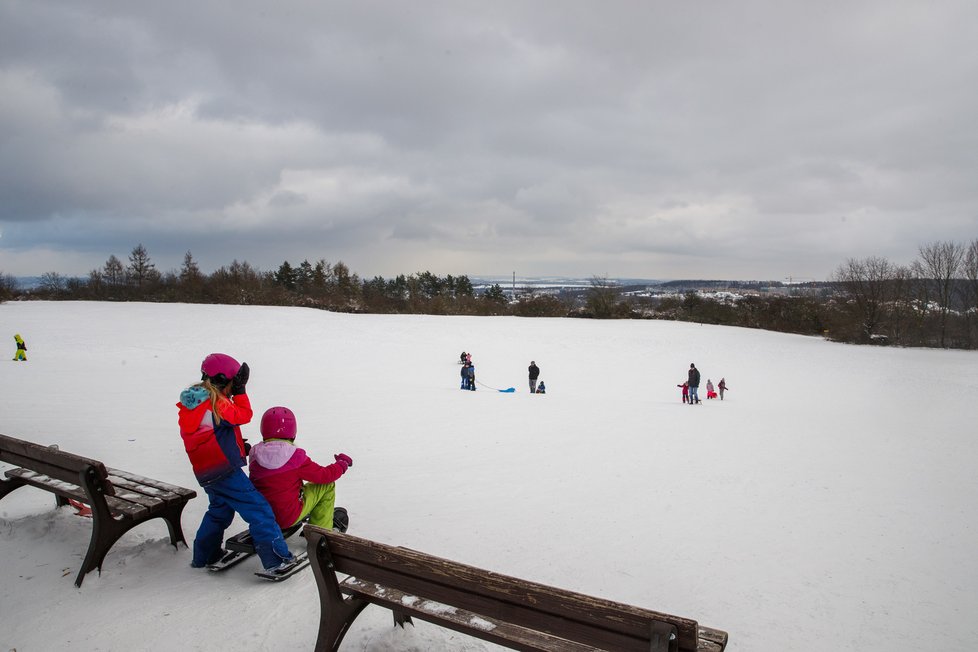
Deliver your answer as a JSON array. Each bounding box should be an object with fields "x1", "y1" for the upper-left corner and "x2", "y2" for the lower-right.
[{"x1": 333, "y1": 507, "x2": 349, "y2": 533}]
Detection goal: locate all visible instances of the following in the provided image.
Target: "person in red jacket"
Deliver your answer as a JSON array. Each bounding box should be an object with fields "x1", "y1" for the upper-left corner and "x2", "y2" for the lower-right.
[
  {"x1": 178, "y1": 353, "x2": 297, "y2": 572},
  {"x1": 677, "y1": 382, "x2": 689, "y2": 403},
  {"x1": 249, "y1": 406, "x2": 352, "y2": 531}
]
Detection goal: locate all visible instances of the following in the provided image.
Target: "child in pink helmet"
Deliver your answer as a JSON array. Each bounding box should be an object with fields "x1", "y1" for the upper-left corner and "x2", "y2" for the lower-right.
[
  {"x1": 178, "y1": 353, "x2": 297, "y2": 572},
  {"x1": 249, "y1": 406, "x2": 352, "y2": 531}
]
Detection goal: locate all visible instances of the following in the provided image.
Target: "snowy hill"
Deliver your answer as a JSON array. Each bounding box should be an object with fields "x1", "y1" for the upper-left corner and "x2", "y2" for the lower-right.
[{"x1": 1, "y1": 301, "x2": 976, "y2": 651}]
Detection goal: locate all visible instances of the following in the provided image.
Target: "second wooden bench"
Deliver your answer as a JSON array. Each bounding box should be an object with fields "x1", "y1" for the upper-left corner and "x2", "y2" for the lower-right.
[{"x1": 304, "y1": 525, "x2": 728, "y2": 651}]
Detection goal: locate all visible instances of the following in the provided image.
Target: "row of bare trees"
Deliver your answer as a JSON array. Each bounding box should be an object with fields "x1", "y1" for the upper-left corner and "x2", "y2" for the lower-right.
[
  {"x1": 832, "y1": 240, "x2": 978, "y2": 348},
  {"x1": 7, "y1": 244, "x2": 512, "y2": 315},
  {"x1": 5, "y1": 239, "x2": 978, "y2": 349}
]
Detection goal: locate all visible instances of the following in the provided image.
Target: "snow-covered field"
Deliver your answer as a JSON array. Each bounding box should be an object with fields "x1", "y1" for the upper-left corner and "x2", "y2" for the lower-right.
[{"x1": 1, "y1": 301, "x2": 976, "y2": 651}]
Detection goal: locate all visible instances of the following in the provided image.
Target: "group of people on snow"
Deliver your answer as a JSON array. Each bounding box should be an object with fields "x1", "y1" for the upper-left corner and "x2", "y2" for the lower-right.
[
  {"x1": 458, "y1": 353, "x2": 545, "y2": 393},
  {"x1": 177, "y1": 353, "x2": 352, "y2": 575},
  {"x1": 457, "y1": 352, "x2": 729, "y2": 402},
  {"x1": 678, "y1": 363, "x2": 728, "y2": 404},
  {"x1": 459, "y1": 351, "x2": 476, "y2": 390}
]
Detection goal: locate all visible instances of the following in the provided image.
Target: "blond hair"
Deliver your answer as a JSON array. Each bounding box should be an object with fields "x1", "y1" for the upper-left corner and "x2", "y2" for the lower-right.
[{"x1": 197, "y1": 379, "x2": 230, "y2": 423}]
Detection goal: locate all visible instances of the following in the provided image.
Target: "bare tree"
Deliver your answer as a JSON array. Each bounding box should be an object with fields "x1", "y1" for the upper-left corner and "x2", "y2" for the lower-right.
[
  {"x1": 39, "y1": 271, "x2": 67, "y2": 296},
  {"x1": 832, "y1": 256, "x2": 895, "y2": 340},
  {"x1": 916, "y1": 241, "x2": 965, "y2": 347},
  {"x1": 962, "y1": 239, "x2": 978, "y2": 345},
  {"x1": 963, "y1": 239, "x2": 978, "y2": 310},
  {"x1": 884, "y1": 264, "x2": 919, "y2": 345},
  {"x1": 179, "y1": 251, "x2": 202, "y2": 283},
  {"x1": 128, "y1": 243, "x2": 160, "y2": 288},
  {"x1": 103, "y1": 255, "x2": 125, "y2": 286},
  {"x1": 0, "y1": 272, "x2": 17, "y2": 301},
  {"x1": 586, "y1": 276, "x2": 620, "y2": 318},
  {"x1": 179, "y1": 251, "x2": 205, "y2": 300}
]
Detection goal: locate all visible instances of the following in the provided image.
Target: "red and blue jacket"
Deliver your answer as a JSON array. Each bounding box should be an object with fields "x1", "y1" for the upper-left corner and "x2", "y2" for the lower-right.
[
  {"x1": 178, "y1": 386, "x2": 253, "y2": 486},
  {"x1": 248, "y1": 439, "x2": 347, "y2": 528}
]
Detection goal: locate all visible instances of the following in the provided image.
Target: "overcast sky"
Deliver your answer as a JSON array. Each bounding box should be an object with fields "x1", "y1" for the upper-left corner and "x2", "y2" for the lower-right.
[{"x1": 1, "y1": 1, "x2": 976, "y2": 281}]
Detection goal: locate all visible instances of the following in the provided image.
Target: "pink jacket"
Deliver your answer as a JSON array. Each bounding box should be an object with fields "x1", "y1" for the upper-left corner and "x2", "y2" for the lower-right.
[{"x1": 248, "y1": 440, "x2": 346, "y2": 528}]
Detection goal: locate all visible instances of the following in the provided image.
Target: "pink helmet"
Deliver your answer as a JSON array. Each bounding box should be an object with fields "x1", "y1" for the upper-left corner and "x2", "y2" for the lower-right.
[
  {"x1": 260, "y1": 406, "x2": 297, "y2": 440},
  {"x1": 200, "y1": 353, "x2": 240, "y2": 387}
]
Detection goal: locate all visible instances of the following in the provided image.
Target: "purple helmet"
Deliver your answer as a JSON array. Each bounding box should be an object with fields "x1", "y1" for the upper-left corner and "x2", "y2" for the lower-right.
[
  {"x1": 200, "y1": 353, "x2": 240, "y2": 387},
  {"x1": 260, "y1": 406, "x2": 297, "y2": 440}
]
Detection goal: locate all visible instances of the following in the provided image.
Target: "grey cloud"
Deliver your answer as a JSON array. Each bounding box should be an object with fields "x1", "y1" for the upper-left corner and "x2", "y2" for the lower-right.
[{"x1": 2, "y1": 0, "x2": 977, "y2": 279}]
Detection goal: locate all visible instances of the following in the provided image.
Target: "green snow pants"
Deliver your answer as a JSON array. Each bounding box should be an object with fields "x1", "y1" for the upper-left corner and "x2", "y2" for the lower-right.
[{"x1": 295, "y1": 482, "x2": 336, "y2": 529}]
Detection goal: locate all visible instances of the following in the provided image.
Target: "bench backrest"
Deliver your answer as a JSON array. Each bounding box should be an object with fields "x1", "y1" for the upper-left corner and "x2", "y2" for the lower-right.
[
  {"x1": 307, "y1": 526, "x2": 700, "y2": 651},
  {"x1": 0, "y1": 433, "x2": 114, "y2": 496}
]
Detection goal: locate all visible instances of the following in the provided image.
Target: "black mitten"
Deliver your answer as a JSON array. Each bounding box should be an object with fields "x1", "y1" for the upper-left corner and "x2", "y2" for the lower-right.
[{"x1": 231, "y1": 362, "x2": 250, "y2": 395}]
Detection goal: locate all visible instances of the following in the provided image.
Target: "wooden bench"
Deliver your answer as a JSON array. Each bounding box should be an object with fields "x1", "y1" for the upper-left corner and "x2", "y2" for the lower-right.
[
  {"x1": 0, "y1": 433, "x2": 197, "y2": 587},
  {"x1": 304, "y1": 525, "x2": 728, "y2": 652}
]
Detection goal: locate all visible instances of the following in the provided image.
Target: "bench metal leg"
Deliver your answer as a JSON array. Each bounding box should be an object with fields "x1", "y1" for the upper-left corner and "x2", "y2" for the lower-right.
[
  {"x1": 317, "y1": 594, "x2": 369, "y2": 652},
  {"x1": 77, "y1": 505, "x2": 194, "y2": 587},
  {"x1": 393, "y1": 610, "x2": 414, "y2": 628},
  {"x1": 310, "y1": 535, "x2": 371, "y2": 652},
  {"x1": 0, "y1": 476, "x2": 27, "y2": 501},
  {"x1": 157, "y1": 500, "x2": 192, "y2": 548},
  {"x1": 650, "y1": 621, "x2": 679, "y2": 652},
  {"x1": 77, "y1": 496, "x2": 130, "y2": 588}
]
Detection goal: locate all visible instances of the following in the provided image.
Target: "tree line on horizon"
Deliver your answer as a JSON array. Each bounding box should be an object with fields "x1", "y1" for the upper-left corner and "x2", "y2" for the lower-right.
[{"x1": 2, "y1": 239, "x2": 977, "y2": 349}]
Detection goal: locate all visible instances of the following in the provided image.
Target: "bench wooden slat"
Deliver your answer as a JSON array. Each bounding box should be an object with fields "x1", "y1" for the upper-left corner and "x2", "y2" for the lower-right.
[
  {"x1": 5, "y1": 468, "x2": 151, "y2": 518},
  {"x1": 6, "y1": 468, "x2": 191, "y2": 518},
  {"x1": 107, "y1": 474, "x2": 190, "y2": 507},
  {"x1": 106, "y1": 486, "x2": 169, "y2": 514},
  {"x1": 0, "y1": 433, "x2": 99, "y2": 468},
  {"x1": 698, "y1": 627, "x2": 728, "y2": 651},
  {"x1": 0, "y1": 446, "x2": 114, "y2": 496},
  {"x1": 333, "y1": 554, "x2": 672, "y2": 651},
  {"x1": 342, "y1": 577, "x2": 603, "y2": 652},
  {"x1": 107, "y1": 468, "x2": 197, "y2": 499},
  {"x1": 309, "y1": 528, "x2": 716, "y2": 652}
]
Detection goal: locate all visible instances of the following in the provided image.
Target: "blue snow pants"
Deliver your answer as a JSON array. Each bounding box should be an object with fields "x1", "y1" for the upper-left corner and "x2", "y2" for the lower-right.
[{"x1": 193, "y1": 468, "x2": 293, "y2": 569}]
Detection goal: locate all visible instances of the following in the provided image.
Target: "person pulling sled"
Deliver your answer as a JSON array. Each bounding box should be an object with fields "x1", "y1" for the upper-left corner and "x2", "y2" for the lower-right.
[
  {"x1": 706, "y1": 379, "x2": 717, "y2": 399},
  {"x1": 460, "y1": 361, "x2": 476, "y2": 390}
]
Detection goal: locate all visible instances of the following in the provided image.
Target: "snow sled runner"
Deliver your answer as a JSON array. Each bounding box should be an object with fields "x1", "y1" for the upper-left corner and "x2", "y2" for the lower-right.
[
  {"x1": 206, "y1": 548, "x2": 253, "y2": 572},
  {"x1": 208, "y1": 507, "x2": 349, "y2": 579},
  {"x1": 253, "y1": 552, "x2": 310, "y2": 582},
  {"x1": 207, "y1": 519, "x2": 307, "y2": 577}
]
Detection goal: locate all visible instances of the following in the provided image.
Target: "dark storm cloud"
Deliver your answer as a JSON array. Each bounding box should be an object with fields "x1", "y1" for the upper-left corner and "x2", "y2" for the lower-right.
[{"x1": 1, "y1": 0, "x2": 976, "y2": 278}]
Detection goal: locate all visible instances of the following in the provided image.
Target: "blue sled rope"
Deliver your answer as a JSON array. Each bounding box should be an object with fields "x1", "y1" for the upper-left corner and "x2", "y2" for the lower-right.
[{"x1": 477, "y1": 380, "x2": 515, "y2": 393}]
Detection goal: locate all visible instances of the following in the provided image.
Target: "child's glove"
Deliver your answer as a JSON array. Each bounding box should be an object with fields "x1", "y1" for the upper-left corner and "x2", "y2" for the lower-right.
[
  {"x1": 334, "y1": 453, "x2": 353, "y2": 470},
  {"x1": 243, "y1": 439, "x2": 252, "y2": 456},
  {"x1": 230, "y1": 362, "x2": 250, "y2": 395}
]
